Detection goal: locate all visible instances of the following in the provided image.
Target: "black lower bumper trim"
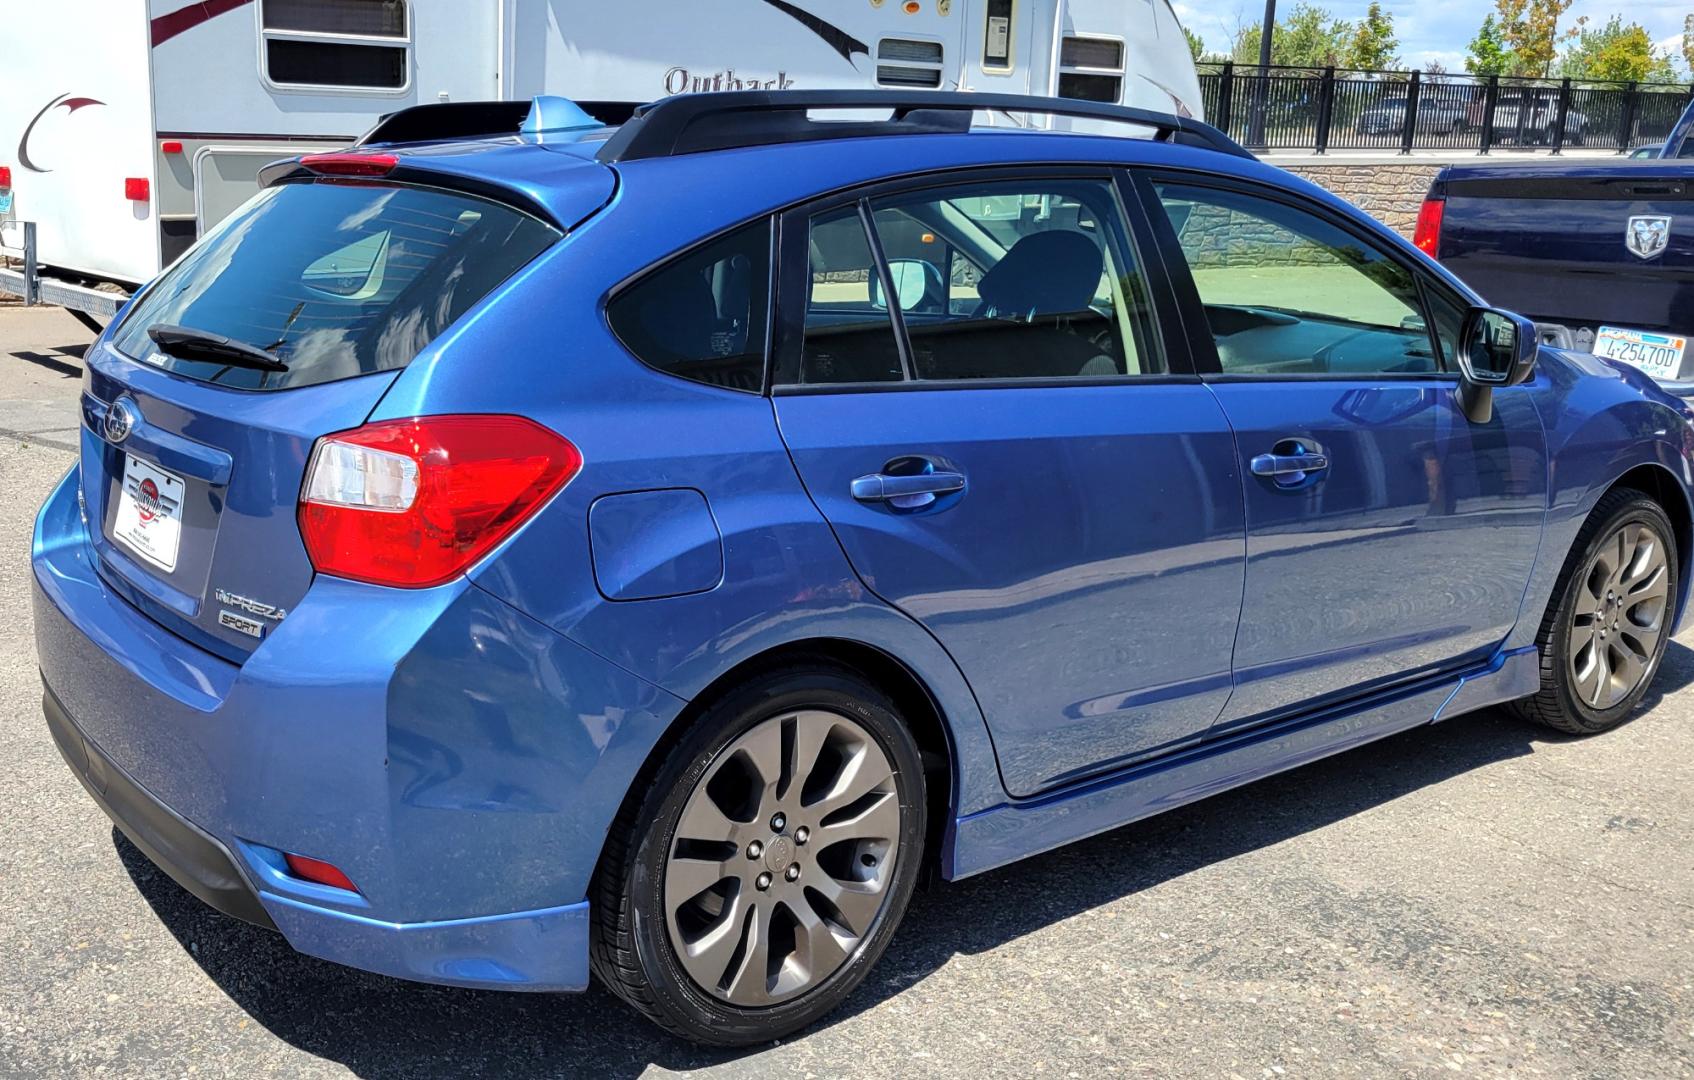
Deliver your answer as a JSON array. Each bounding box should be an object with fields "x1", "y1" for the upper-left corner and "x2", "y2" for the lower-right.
[{"x1": 43, "y1": 683, "x2": 278, "y2": 931}]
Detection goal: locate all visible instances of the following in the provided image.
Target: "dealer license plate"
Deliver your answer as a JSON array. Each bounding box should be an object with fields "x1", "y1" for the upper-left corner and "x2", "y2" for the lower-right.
[
  {"x1": 1594, "y1": 326, "x2": 1688, "y2": 381},
  {"x1": 112, "y1": 455, "x2": 185, "y2": 573}
]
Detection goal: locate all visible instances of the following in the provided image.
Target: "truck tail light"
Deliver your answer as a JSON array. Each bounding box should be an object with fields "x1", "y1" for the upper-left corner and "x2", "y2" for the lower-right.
[
  {"x1": 125, "y1": 177, "x2": 150, "y2": 201},
  {"x1": 299, "y1": 415, "x2": 581, "y2": 588},
  {"x1": 1413, "y1": 196, "x2": 1445, "y2": 259},
  {"x1": 0, "y1": 166, "x2": 11, "y2": 189}
]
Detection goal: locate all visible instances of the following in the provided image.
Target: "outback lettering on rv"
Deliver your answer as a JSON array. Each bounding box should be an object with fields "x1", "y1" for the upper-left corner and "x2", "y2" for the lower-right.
[{"x1": 664, "y1": 68, "x2": 796, "y2": 95}]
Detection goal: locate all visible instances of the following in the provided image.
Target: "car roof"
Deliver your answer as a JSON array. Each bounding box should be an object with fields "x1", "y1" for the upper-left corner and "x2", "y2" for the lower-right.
[{"x1": 282, "y1": 93, "x2": 1372, "y2": 253}]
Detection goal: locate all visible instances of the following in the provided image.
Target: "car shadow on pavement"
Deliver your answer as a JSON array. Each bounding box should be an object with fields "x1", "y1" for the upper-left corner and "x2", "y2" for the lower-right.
[
  {"x1": 115, "y1": 640, "x2": 1694, "y2": 1077},
  {"x1": 8, "y1": 342, "x2": 87, "y2": 378}
]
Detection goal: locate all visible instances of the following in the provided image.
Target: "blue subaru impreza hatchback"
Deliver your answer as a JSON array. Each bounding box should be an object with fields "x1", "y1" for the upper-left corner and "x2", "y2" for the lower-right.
[{"x1": 33, "y1": 90, "x2": 1694, "y2": 1043}]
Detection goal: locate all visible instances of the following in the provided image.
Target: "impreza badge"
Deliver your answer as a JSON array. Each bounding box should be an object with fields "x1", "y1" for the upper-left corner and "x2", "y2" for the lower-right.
[{"x1": 1626, "y1": 215, "x2": 1671, "y2": 261}]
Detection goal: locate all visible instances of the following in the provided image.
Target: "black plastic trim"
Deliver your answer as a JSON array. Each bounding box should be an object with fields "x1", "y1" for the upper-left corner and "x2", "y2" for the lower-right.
[
  {"x1": 42, "y1": 681, "x2": 278, "y2": 931},
  {"x1": 595, "y1": 89, "x2": 1251, "y2": 163}
]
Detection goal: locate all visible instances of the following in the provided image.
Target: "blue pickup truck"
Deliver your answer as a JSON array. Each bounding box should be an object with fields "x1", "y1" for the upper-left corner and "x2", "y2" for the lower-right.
[{"x1": 1417, "y1": 99, "x2": 1694, "y2": 386}]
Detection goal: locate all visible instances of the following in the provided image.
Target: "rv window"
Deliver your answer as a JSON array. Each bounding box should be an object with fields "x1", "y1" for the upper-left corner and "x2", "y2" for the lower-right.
[
  {"x1": 268, "y1": 40, "x2": 407, "y2": 89},
  {"x1": 262, "y1": 0, "x2": 406, "y2": 36},
  {"x1": 261, "y1": 0, "x2": 410, "y2": 91},
  {"x1": 1058, "y1": 36, "x2": 1124, "y2": 104}
]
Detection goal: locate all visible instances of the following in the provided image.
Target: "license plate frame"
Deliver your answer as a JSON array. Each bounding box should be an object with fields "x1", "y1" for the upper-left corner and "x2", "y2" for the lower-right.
[
  {"x1": 1594, "y1": 325, "x2": 1689, "y2": 381},
  {"x1": 112, "y1": 455, "x2": 186, "y2": 573}
]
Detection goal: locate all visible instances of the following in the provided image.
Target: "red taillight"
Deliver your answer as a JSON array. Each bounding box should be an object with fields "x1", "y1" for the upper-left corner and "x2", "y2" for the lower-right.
[
  {"x1": 299, "y1": 152, "x2": 398, "y2": 177},
  {"x1": 299, "y1": 415, "x2": 581, "y2": 588},
  {"x1": 1413, "y1": 196, "x2": 1445, "y2": 259},
  {"x1": 160, "y1": 140, "x2": 184, "y2": 155},
  {"x1": 284, "y1": 853, "x2": 359, "y2": 893},
  {"x1": 125, "y1": 177, "x2": 149, "y2": 201},
  {"x1": 0, "y1": 165, "x2": 11, "y2": 189}
]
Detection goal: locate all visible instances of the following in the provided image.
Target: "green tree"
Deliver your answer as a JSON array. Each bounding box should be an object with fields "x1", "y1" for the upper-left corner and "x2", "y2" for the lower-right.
[
  {"x1": 1559, "y1": 16, "x2": 1678, "y2": 82},
  {"x1": 1494, "y1": 0, "x2": 1578, "y2": 76},
  {"x1": 1342, "y1": 2, "x2": 1400, "y2": 70},
  {"x1": 1184, "y1": 25, "x2": 1205, "y2": 63},
  {"x1": 1232, "y1": 2, "x2": 1352, "y2": 68},
  {"x1": 1465, "y1": 14, "x2": 1512, "y2": 75}
]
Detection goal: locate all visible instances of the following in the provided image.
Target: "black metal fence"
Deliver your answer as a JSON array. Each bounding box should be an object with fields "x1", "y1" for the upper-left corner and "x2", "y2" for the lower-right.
[{"x1": 1198, "y1": 63, "x2": 1693, "y2": 154}]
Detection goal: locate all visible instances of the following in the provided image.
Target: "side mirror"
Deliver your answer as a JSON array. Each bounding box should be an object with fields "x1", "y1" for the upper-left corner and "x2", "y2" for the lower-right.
[
  {"x1": 871, "y1": 259, "x2": 937, "y2": 312},
  {"x1": 1455, "y1": 307, "x2": 1538, "y2": 423}
]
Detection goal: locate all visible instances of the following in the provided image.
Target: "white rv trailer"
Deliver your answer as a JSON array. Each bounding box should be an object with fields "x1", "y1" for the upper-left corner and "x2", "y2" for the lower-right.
[{"x1": 0, "y1": 0, "x2": 1202, "y2": 317}]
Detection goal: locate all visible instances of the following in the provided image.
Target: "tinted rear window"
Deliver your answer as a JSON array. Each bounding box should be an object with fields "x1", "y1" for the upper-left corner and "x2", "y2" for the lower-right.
[{"x1": 112, "y1": 181, "x2": 559, "y2": 391}]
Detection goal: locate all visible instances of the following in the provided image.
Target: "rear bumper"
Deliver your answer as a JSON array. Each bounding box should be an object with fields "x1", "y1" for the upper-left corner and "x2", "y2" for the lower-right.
[
  {"x1": 33, "y1": 463, "x2": 684, "y2": 992},
  {"x1": 44, "y1": 681, "x2": 277, "y2": 930}
]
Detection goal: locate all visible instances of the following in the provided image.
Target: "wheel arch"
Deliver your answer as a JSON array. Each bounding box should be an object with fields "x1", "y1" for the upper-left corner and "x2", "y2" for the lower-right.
[
  {"x1": 590, "y1": 636, "x2": 971, "y2": 892},
  {"x1": 1605, "y1": 461, "x2": 1694, "y2": 632}
]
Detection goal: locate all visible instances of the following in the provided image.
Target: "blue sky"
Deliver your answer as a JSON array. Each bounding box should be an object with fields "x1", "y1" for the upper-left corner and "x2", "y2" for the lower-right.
[{"x1": 1172, "y1": 1, "x2": 1692, "y2": 74}]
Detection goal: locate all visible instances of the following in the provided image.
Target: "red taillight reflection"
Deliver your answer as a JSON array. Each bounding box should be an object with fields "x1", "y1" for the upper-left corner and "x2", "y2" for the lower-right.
[
  {"x1": 298, "y1": 415, "x2": 581, "y2": 589},
  {"x1": 299, "y1": 152, "x2": 399, "y2": 177},
  {"x1": 1413, "y1": 196, "x2": 1445, "y2": 259}
]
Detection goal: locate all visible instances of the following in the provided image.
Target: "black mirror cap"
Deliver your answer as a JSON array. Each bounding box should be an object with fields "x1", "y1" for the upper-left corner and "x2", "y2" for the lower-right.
[{"x1": 1458, "y1": 307, "x2": 1538, "y2": 388}]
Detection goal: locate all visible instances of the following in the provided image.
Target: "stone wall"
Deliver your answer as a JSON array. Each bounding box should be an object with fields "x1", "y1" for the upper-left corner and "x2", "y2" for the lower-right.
[{"x1": 1281, "y1": 162, "x2": 1445, "y2": 237}]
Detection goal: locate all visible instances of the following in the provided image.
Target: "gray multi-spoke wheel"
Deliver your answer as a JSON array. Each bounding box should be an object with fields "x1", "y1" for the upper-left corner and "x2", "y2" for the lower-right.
[
  {"x1": 1518, "y1": 490, "x2": 1679, "y2": 734},
  {"x1": 591, "y1": 663, "x2": 926, "y2": 1045},
  {"x1": 665, "y1": 708, "x2": 901, "y2": 1006},
  {"x1": 1566, "y1": 522, "x2": 1671, "y2": 710}
]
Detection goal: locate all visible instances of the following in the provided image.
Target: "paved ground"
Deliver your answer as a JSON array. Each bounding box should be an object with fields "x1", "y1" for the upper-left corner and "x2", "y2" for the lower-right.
[{"x1": 1, "y1": 302, "x2": 1692, "y2": 1079}]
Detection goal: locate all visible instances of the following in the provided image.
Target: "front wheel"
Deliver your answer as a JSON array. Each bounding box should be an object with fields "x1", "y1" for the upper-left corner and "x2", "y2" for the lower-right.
[
  {"x1": 591, "y1": 664, "x2": 927, "y2": 1045},
  {"x1": 1515, "y1": 491, "x2": 1678, "y2": 734}
]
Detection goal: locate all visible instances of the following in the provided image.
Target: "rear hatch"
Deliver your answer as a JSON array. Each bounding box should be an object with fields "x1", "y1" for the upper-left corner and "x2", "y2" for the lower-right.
[
  {"x1": 81, "y1": 160, "x2": 593, "y2": 660},
  {"x1": 1436, "y1": 164, "x2": 1694, "y2": 335}
]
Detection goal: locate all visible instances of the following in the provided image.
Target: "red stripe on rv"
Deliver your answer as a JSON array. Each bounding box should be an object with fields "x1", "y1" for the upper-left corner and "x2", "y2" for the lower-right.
[{"x1": 150, "y1": 0, "x2": 254, "y2": 47}]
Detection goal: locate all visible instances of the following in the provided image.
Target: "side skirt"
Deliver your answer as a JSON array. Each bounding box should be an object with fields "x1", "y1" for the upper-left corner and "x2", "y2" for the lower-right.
[{"x1": 944, "y1": 646, "x2": 1540, "y2": 880}]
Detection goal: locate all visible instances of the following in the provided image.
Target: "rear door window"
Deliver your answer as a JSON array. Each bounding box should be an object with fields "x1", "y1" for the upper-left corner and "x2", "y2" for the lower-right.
[
  {"x1": 111, "y1": 181, "x2": 559, "y2": 391},
  {"x1": 866, "y1": 179, "x2": 1161, "y2": 380}
]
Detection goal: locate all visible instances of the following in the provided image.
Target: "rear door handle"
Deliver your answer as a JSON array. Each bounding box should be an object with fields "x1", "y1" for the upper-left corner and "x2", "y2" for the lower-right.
[
  {"x1": 1250, "y1": 452, "x2": 1329, "y2": 477},
  {"x1": 851, "y1": 471, "x2": 967, "y2": 503}
]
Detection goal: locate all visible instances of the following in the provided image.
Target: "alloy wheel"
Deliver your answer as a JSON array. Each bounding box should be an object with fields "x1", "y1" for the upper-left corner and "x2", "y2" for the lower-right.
[
  {"x1": 663, "y1": 708, "x2": 902, "y2": 1006},
  {"x1": 1568, "y1": 521, "x2": 1671, "y2": 710}
]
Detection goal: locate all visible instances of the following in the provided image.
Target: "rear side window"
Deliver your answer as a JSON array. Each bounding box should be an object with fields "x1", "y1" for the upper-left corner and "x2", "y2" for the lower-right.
[
  {"x1": 112, "y1": 181, "x2": 559, "y2": 391},
  {"x1": 607, "y1": 220, "x2": 772, "y2": 393}
]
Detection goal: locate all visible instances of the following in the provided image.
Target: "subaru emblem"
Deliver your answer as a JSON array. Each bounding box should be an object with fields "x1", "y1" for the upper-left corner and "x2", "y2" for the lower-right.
[
  {"x1": 104, "y1": 397, "x2": 137, "y2": 444},
  {"x1": 1626, "y1": 215, "x2": 1671, "y2": 261}
]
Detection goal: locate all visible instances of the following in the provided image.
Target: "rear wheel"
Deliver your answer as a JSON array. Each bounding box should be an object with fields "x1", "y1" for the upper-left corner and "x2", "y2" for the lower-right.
[
  {"x1": 591, "y1": 665, "x2": 926, "y2": 1045},
  {"x1": 1516, "y1": 491, "x2": 1678, "y2": 734}
]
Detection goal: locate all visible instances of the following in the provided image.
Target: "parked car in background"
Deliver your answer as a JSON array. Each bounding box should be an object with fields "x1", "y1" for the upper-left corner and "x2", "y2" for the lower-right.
[
  {"x1": 1419, "y1": 96, "x2": 1694, "y2": 386},
  {"x1": 35, "y1": 90, "x2": 1694, "y2": 1047},
  {"x1": 1356, "y1": 95, "x2": 1466, "y2": 136}
]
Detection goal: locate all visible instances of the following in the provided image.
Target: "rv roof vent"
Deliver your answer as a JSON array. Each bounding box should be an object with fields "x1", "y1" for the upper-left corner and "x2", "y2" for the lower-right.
[{"x1": 877, "y1": 38, "x2": 945, "y2": 89}]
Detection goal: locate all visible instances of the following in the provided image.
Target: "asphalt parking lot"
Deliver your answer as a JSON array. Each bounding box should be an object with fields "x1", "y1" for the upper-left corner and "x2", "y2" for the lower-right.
[{"x1": 1, "y1": 301, "x2": 1691, "y2": 1079}]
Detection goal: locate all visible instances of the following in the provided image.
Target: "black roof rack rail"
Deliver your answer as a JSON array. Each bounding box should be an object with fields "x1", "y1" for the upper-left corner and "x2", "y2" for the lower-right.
[{"x1": 594, "y1": 89, "x2": 1251, "y2": 164}]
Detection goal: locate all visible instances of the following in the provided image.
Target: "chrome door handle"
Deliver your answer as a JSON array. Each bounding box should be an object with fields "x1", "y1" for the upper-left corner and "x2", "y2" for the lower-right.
[
  {"x1": 1250, "y1": 452, "x2": 1329, "y2": 477},
  {"x1": 850, "y1": 471, "x2": 967, "y2": 503}
]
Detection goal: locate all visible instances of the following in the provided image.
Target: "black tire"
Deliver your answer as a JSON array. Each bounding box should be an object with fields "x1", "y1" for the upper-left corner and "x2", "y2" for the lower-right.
[
  {"x1": 590, "y1": 663, "x2": 927, "y2": 1045},
  {"x1": 1514, "y1": 490, "x2": 1679, "y2": 734}
]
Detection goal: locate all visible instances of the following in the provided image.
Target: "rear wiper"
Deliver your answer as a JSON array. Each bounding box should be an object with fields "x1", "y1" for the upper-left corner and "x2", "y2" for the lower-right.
[{"x1": 147, "y1": 324, "x2": 289, "y2": 373}]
